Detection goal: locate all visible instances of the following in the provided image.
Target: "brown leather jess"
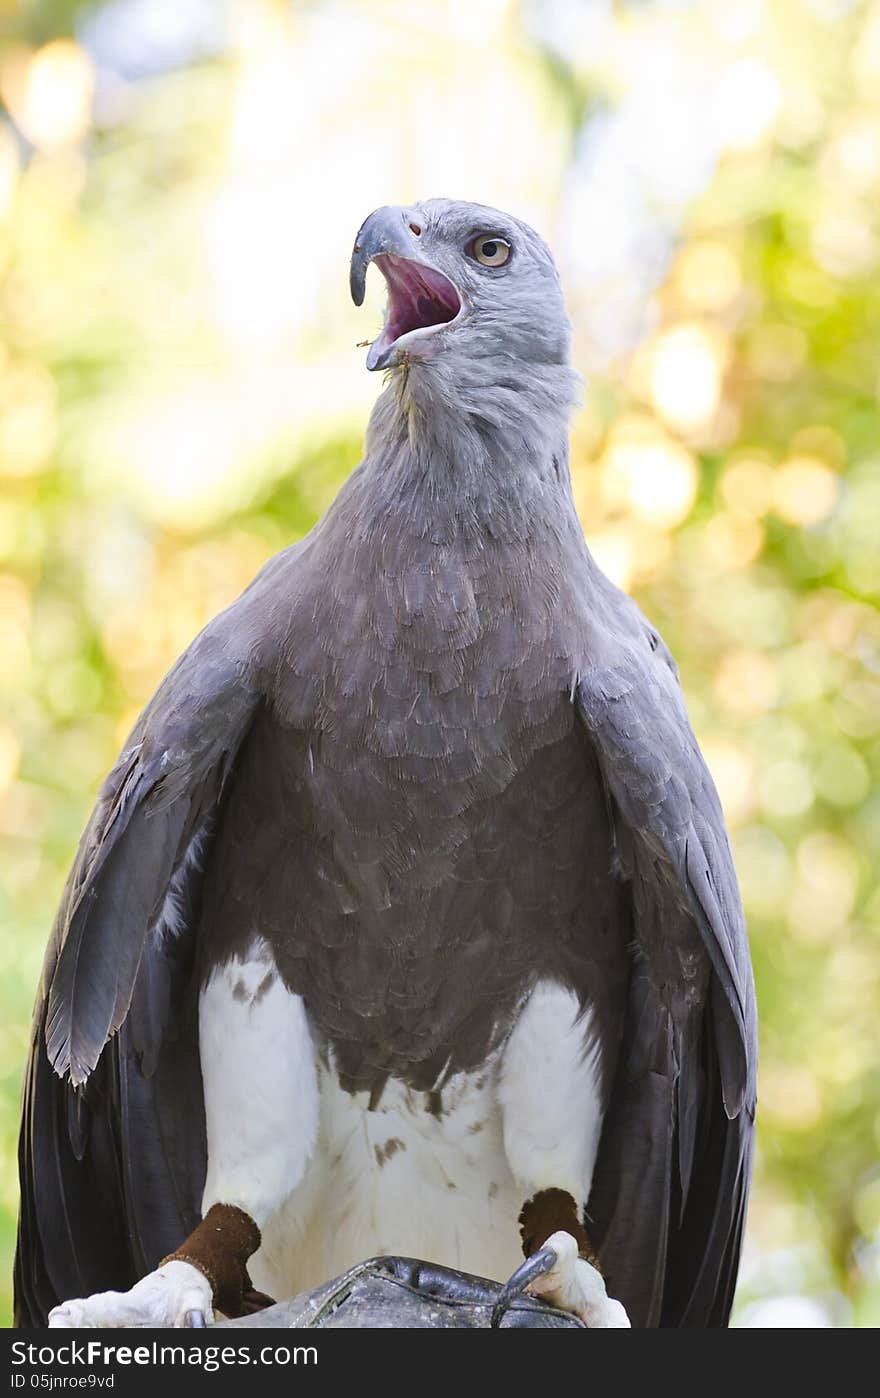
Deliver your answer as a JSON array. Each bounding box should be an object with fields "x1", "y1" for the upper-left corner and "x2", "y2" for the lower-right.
[
  {"x1": 518, "y1": 1188, "x2": 601, "y2": 1269},
  {"x1": 161, "y1": 1203, "x2": 262, "y2": 1317}
]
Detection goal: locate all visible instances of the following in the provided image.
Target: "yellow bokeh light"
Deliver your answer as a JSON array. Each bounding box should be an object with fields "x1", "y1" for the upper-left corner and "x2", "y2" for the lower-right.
[
  {"x1": 673, "y1": 240, "x2": 742, "y2": 313},
  {"x1": 702, "y1": 737, "x2": 758, "y2": 826},
  {"x1": 787, "y1": 832, "x2": 861, "y2": 942},
  {"x1": 583, "y1": 526, "x2": 636, "y2": 591},
  {"x1": 629, "y1": 525, "x2": 672, "y2": 581},
  {"x1": 599, "y1": 417, "x2": 699, "y2": 527},
  {"x1": 2, "y1": 41, "x2": 94, "y2": 152},
  {"x1": 738, "y1": 831, "x2": 789, "y2": 908},
  {"x1": 700, "y1": 512, "x2": 765, "y2": 571},
  {"x1": 0, "y1": 361, "x2": 58, "y2": 478},
  {"x1": 790, "y1": 424, "x2": 846, "y2": 469},
  {"x1": 719, "y1": 456, "x2": 775, "y2": 516},
  {"x1": 759, "y1": 759, "x2": 814, "y2": 819},
  {"x1": 779, "y1": 640, "x2": 836, "y2": 704},
  {"x1": 716, "y1": 58, "x2": 782, "y2": 152},
  {"x1": 777, "y1": 77, "x2": 826, "y2": 149},
  {"x1": 812, "y1": 211, "x2": 878, "y2": 279},
  {"x1": 854, "y1": 2, "x2": 880, "y2": 93},
  {"x1": 760, "y1": 1063, "x2": 823, "y2": 1131},
  {"x1": 800, "y1": 592, "x2": 873, "y2": 655},
  {"x1": 0, "y1": 574, "x2": 30, "y2": 687},
  {"x1": 835, "y1": 679, "x2": 880, "y2": 739},
  {"x1": 715, "y1": 649, "x2": 780, "y2": 717},
  {"x1": 0, "y1": 125, "x2": 18, "y2": 217},
  {"x1": 582, "y1": 522, "x2": 671, "y2": 591},
  {"x1": 0, "y1": 723, "x2": 20, "y2": 800},
  {"x1": 746, "y1": 323, "x2": 807, "y2": 381},
  {"x1": 649, "y1": 323, "x2": 726, "y2": 434},
  {"x1": 814, "y1": 742, "x2": 870, "y2": 808},
  {"x1": 773, "y1": 456, "x2": 840, "y2": 527},
  {"x1": 826, "y1": 114, "x2": 880, "y2": 191}
]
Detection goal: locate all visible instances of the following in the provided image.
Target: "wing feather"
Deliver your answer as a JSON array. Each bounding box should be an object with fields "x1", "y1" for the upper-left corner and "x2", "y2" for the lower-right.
[
  {"x1": 14, "y1": 564, "x2": 281, "y2": 1324},
  {"x1": 576, "y1": 615, "x2": 757, "y2": 1327}
]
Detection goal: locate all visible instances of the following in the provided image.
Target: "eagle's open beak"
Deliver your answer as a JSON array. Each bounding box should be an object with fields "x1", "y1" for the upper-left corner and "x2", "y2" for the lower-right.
[{"x1": 350, "y1": 206, "x2": 462, "y2": 371}]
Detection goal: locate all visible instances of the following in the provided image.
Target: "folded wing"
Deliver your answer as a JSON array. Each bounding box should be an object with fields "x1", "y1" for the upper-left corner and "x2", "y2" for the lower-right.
[
  {"x1": 14, "y1": 561, "x2": 283, "y2": 1324},
  {"x1": 576, "y1": 617, "x2": 757, "y2": 1327}
]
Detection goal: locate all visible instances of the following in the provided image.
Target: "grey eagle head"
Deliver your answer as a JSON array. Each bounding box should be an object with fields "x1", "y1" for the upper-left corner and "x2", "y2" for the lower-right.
[{"x1": 350, "y1": 198, "x2": 572, "y2": 379}]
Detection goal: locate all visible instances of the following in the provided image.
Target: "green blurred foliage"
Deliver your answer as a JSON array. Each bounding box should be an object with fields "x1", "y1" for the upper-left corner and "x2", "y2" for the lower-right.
[{"x1": 0, "y1": 0, "x2": 878, "y2": 1328}]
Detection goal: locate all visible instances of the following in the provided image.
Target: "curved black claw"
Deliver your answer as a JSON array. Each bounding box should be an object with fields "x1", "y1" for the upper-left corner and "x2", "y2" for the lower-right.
[
  {"x1": 491, "y1": 1244, "x2": 558, "y2": 1329},
  {"x1": 185, "y1": 1309, "x2": 207, "y2": 1328}
]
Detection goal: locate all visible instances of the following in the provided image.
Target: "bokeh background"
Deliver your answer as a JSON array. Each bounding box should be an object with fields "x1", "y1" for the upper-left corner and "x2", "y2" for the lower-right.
[{"x1": 0, "y1": 0, "x2": 878, "y2": 1328}]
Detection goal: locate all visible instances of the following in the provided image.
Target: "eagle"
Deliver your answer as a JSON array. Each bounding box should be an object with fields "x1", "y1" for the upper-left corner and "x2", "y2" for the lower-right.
[{"x1": 15, "y1": 199, "x2": 757, "y2": 1330}]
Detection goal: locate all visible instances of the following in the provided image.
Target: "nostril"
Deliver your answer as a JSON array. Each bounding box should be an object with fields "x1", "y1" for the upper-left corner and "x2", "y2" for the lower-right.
[{"x1": 409, "y1": 222, "x2": 422, "y2": 236}]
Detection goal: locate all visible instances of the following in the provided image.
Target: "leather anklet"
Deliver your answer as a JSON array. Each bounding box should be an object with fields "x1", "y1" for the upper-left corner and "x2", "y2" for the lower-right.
[
  {"x1": 161, "y1": 1202, "x2": 261, "y2": 1317},
  {"x1": 518, "y1": 1187, "x2": 600, "y2": 1270}
]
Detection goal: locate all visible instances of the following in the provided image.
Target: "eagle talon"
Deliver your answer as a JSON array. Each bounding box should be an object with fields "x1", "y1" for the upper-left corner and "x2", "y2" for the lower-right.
[
  {"x1": 491, "y1": 1244, "x2": 558, "y2": 1328},
  {"x1": 47, "y1": 1261, "x2": 214, "y2": 1328},
  {"x1": 511, "y1": 1230, "x2": 631, "y2": 1328}
]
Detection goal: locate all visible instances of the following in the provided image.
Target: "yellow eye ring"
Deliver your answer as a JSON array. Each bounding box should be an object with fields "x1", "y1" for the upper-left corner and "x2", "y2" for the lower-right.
[{"x1": 469, "y1": 235, "x2": 511, "y2": 268}]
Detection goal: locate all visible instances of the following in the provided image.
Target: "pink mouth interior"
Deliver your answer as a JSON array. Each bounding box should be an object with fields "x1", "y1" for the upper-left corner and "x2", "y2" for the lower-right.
[{"x1": 374, "y1": 254, "x2": 461, "y2": 346}]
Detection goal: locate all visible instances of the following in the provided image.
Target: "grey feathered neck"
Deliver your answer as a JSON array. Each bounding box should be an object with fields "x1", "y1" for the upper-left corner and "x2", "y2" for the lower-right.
[{"x1": 357, "y1": 357, "x2": 582, "y2": 547}]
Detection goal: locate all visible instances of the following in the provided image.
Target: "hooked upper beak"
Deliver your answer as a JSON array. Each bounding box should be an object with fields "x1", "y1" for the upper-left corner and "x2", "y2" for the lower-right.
[{"x1": 350, "y1": 206, "x2": 463, "y2": 371}]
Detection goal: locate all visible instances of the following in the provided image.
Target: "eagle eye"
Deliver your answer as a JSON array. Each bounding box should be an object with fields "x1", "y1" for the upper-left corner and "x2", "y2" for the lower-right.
[{"x1": 469, "y1": 234, "x2": 511, "y2": 268}]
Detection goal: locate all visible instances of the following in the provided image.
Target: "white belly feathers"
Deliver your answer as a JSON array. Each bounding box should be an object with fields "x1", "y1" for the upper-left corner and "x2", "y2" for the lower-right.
[{"x1": 198, "y1": 940, "x2": 603, "y2": 1301}]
